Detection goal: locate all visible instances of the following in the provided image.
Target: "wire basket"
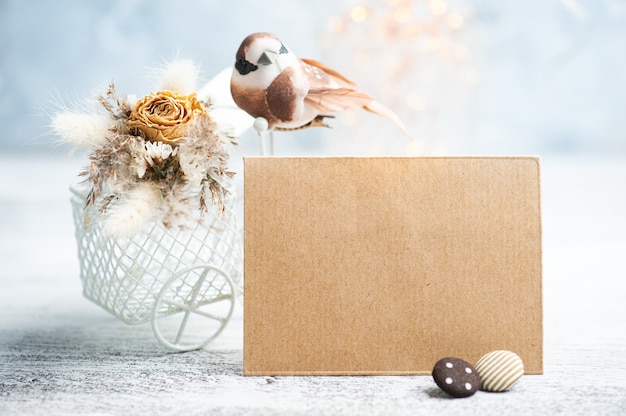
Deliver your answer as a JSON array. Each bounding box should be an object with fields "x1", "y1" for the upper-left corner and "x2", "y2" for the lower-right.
[{"x1": 70, "y1": 185, "x2": 243, "y2": 351}]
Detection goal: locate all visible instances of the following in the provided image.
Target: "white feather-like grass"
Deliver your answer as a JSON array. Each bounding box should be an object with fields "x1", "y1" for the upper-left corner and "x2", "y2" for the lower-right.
[
  {"x1": 102, "y1": 182, "x2": 161, "y2": 239},
  {"x1": 52, "y1": 112, "x2": 113, "y2": 149},
  {"x1": 158, "y1": 59, "x2": 199, "y2": 95},
  {"x1": 198, "y1": 67, "x2": 254, "y2": 138}
]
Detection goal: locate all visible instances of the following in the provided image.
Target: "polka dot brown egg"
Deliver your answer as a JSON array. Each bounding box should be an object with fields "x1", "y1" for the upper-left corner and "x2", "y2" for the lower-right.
[{"x1": 432, "y1": 357, "x2": 480, "y2": 398}]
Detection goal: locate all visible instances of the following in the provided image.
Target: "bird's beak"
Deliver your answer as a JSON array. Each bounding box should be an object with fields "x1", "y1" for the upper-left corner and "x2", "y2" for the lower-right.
[{"x1": 258, "y1": 50, "x2": 278, "y2": 66}]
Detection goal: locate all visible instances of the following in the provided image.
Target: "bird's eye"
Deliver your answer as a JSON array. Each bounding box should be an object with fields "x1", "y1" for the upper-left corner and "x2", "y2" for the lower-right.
[{"x1": 279, "y1": 44, "x2": 288, "y2": 54}]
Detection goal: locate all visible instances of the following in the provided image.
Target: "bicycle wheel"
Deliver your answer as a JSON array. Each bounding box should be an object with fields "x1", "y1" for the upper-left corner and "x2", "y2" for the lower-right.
[{"x1": 151, "y1": 264, "x2": 236, "y2": 351}]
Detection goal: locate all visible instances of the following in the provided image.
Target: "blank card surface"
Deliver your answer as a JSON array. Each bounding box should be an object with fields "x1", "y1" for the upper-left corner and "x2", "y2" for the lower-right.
[{"x1": 243, "y1": 157, "x2": 542, "y2": 376}]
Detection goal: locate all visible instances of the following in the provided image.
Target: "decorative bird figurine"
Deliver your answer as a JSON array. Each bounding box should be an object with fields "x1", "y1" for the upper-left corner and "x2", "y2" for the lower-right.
[{"x1": 230, "y1": 32, "x2": 409, "y2": 136}]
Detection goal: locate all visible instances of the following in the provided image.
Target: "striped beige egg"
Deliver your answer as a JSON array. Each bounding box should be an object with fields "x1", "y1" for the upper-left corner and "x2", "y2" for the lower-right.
[{"x1": 475, "y1": 350, "x2": 524, "y2": 392}]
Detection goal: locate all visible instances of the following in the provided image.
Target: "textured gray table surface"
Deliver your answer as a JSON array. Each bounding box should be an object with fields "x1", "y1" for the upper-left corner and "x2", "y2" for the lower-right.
[{"x1": 1, "y1": 153, "x2": 625, "y2": 415}]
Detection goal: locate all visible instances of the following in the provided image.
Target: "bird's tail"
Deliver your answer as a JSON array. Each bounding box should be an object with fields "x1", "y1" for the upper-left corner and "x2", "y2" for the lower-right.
[{"x1": 364, "y1": 101, "x2": 411, "y2": 139}]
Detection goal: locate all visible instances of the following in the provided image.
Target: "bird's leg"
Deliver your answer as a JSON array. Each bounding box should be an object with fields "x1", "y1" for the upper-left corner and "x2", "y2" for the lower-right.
[
  {"x1": 258, "y1": 115, "x2": 335, "y2": 155},
  {"x1": 274, "y1": 115, "x2": 336, "y2": 132},
  {"x1": 308, "y1": 114, "x2": 335, "y2": 129}
]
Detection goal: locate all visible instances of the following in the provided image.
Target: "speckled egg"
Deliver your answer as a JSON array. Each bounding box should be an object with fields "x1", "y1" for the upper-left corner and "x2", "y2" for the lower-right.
[{"x1": 475, "y1": 350, "x2": 524, "y2": 392}]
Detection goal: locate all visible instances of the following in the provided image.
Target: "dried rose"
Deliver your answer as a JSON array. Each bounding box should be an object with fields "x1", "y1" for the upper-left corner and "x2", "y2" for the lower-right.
[{"x1": 127, "y1": 90, "x2": 207, "y2": 144}]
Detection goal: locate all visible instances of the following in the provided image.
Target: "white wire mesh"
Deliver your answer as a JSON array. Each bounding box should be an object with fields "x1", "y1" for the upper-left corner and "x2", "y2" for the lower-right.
[{"x1": 70, "y1": 185, "x2": 243, "y2": 327}]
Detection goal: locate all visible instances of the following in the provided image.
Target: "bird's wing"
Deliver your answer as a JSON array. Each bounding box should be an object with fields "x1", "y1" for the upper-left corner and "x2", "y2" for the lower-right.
[
  {"x1": 300, "y1": 58, "x2": 357, "y2": 87},
  {"x1": 305, "y1": 88, "x2": 373, "y2": 113},
  {"x1": 306, "y1": 88, "x2": 410, "y2": 137},
  {"x1": 265, "y1": 67, "x2": 304, "y2": 123}
]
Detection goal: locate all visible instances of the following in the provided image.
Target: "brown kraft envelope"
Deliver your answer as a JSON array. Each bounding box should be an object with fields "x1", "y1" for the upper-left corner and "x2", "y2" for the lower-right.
[{"x1": 243, "y1": 156, "x2": 542, "y2": 376}]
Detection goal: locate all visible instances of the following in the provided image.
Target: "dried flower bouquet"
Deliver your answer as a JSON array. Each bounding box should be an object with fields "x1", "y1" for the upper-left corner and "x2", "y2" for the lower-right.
[{"x1": 52, "y1": 60, "x2": 236, "y2": 238}]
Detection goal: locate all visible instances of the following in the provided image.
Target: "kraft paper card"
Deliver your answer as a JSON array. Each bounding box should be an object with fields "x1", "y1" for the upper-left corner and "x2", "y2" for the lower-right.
[{"x1": 243, "y1": 157, "x2": 542, "y2": 376}]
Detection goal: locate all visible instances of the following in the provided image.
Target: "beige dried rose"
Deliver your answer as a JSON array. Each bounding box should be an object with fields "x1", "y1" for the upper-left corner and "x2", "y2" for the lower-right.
[{"x1": 127, "y1": 90, "x2": 207, "y2": 144}]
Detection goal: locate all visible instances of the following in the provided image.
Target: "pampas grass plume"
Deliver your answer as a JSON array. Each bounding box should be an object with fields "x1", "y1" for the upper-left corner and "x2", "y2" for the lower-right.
[
  {"x1": 52, "y1": 112, "x2": 112, "y2": 149},
  {"x1": 158, "y1": 59, "x2": 199, "y2": 95},
  {"x1": 102, "y1": 182, "x2": 161, "y2": 238}
]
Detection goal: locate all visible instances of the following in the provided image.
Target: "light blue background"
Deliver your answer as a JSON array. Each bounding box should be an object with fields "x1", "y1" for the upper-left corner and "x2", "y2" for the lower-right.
[{"x1": 1, "y1": 0, "x2": 624, "y2": 155}]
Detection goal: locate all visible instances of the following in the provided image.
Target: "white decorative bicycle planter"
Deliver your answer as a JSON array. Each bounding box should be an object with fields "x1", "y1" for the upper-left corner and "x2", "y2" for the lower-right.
[{"x1": 70, "y1": 185, "x2": 243, "y2": 352}]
